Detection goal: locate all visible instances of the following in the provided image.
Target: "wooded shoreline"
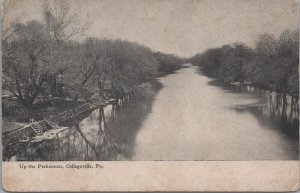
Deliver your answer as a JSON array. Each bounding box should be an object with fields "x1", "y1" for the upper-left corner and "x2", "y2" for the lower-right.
[{"x1": 190, "y1": 30, "x2": 299, "y2": 99}]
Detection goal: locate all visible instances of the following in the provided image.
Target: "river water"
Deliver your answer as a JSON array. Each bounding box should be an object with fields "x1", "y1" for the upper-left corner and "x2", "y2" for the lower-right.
[
  {"x1": 9, "y1": 65, "x2": 299, "y2": 161},
  {"x1": 131, "y1": 66, "x2": 298, "y2": 160}
]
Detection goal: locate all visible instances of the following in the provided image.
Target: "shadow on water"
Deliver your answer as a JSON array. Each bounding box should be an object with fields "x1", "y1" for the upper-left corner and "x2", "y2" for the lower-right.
[
  {"x1": 235, "y1": 105, "x2": 299, "y2": 141},
  {"x1": 198, "y1": 69, "x2": 299, "y2": 143},
  {"x1": 7, "y1": 81, "x2": 163, "y2": 161}
]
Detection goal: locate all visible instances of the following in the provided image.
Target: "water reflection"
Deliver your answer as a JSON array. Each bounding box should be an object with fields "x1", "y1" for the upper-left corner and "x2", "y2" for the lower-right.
[
  {"x1": 8, "y1": 82, "x2": 161, "y2": 161},
  {"x1": 131, "y1": 67, "x2": 298, "y2": 160},
  {"x1": 6, "y1": 66, "x2": 299, "y2": 161},
  {"x1": 210, "y1": 79, "x2": 299, "y2": 140}
]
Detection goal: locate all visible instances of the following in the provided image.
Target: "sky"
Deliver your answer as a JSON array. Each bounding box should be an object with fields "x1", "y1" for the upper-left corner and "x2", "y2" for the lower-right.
[{"x1": 2, "y1": 0, "x2": 299, "y2": 57}]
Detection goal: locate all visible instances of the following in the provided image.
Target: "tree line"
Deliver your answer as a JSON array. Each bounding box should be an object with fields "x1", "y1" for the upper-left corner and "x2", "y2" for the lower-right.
[
  {"x1": 190, "y1": 30, "x2": 299, "y2": 98},
  {"x1": 2, "y1": 0, "x2": 183, "y2": 110}
]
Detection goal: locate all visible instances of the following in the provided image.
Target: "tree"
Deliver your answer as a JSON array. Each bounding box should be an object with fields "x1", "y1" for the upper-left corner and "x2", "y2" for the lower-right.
[
  {"x1": 255, "y1": 33, "x2": 277, "y2": 57},
  {"x1": 219, "y1": 43, "x2": 253, "y2": 82},
  {"x1": 42, "y1": 0, "x2": 90, "y2": 43},
  {"x1": 2, "y1": 21, "x2": 50, "y2": 109},
  {"x1": 190, "y1": 29, "x2": 299, "y2": 96},
  {"x1": 155, "y1": 52, "x2": 183, "y2": 74}
]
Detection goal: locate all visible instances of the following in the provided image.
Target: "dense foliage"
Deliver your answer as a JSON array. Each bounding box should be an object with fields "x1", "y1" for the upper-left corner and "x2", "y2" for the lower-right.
[
  {"x1": 154, "y1": 52, "x2": 183, "y2": 75},
  {"x1": 2, "y1": 1, "x2": 183, "y2": 109},
  {"x1": 190, "y1": 30, "x2": 299, "y2": 97}
]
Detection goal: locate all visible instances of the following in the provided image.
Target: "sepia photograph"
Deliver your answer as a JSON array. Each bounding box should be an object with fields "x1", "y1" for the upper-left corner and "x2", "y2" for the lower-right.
[{"x1": 2, "y1": 0, "x2": 299, "y2": 163}]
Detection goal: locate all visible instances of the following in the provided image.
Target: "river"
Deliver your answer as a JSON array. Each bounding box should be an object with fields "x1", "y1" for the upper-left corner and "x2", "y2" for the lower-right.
[
  {"x1": 9, "y1": 65, "x2": 299, "y2": 161},
  {"x1": 131, "y1": 66, "x2": 298, "y2": 160}
]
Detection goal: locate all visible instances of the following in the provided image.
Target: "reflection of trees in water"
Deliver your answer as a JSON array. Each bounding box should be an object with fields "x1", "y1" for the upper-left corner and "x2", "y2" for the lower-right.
[
  {"x1": 236, "y1": 85, "x2": 299, "y2": 140},
  {"x1": 9, "y1": 138, "x2": 61, "y2": 161},
  {"x1": 56, "y1": 83, "x2": 159, "y2": 161},
  {"x1": 6, "y1": 82, "x2": 161, "y2": 161},
  {"x1": 7, "y1": 107, "x2": 110, "y2": 160},
  {"x1": 51, "y1": 107, "x2": 120, "y2": 161},
  {"x1": 209, "y1": 80, "x2": 299, "y2": 137},
  {"x1": 269, "y1": 92, "x2": 299, "y2": 122}
]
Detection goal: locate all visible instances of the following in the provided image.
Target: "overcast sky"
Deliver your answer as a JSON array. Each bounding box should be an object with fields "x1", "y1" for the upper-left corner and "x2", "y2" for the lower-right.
[{"x1": 3, "y1": 0, "x2": 299, "y2": 57}]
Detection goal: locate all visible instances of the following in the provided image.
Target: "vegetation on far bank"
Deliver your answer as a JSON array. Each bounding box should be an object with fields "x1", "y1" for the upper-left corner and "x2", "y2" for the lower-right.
[
  {"x1": 3, "y1": 0, "x2": 298, "y2": 127},
  {"x1": 190, "y1": 30, "x2": 299, "y2": 98}
]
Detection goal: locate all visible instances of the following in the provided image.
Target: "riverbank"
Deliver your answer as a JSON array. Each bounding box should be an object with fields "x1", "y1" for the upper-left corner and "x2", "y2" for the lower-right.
[
  {"x1": 190, "y1": 30, "x2": 299, "y2": 99},
  {"x1": 197, "y1": 67, "x2": 299, "y2": 141},
  {"x1": 3, "y1": 80, "x2": 163, "y2": 161},
  {"x1": 4, "y1": 67, "x2": 299, "y2": 161},
  {"x1": 106, "y1": 80, "x2": 163, "y2": 160},
  {"x1": 2, "y1": 98, "x2": 85, "y2": 134},
  {"x1": 131, "y1": 66, "x2": 298, "y2": 160}
]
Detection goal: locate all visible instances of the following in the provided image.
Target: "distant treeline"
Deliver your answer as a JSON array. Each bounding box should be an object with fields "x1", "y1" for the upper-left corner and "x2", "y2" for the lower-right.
[
  {"x1": 155, "y1": 52, "x2": 183, "y2": 75},
  {"x1": 2, "y1": 1, "x2": 183, "y2": 109},
  {"x1": 190, "y1": 30, "x2": 299, "y2": 97}
]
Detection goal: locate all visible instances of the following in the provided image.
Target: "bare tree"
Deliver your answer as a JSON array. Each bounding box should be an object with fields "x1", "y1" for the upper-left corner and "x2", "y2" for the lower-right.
[
  {"x1": 42, "y1": 0, "x2": 91, "y2": 43},
  {"x1": 2, "y1": 21, "x2": 50, "y2": 109}
]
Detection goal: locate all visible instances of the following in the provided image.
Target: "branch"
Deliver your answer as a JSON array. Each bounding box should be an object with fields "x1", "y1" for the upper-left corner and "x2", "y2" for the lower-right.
[{"x1": 2, "y1": 78, "x2": 25, "y2": 104}]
